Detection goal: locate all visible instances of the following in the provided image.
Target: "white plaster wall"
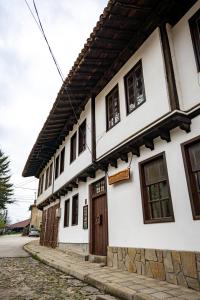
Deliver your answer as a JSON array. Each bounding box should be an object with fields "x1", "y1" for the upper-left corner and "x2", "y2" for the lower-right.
[
  {"x1": 37, "y1": 158, "x2": 54, "y2": 207},
  {"x1": 171, "y1": 1, "x2": 200, "y2": 111},
  {"x1": 58, "y1": 170, "x2": 106, "y2": 244},
  {"x1": 58, "y1": 182, "x2": 88, "y2": 244},
  {"x1": 107, "y1": 115, "x2": 200, "y2": 252},
  {"x1": 54, "y1": 99, "x2": 92, "y2": 192},
  {"x1": 95, "y1": 28, "x2": 170, "y2": 159}
]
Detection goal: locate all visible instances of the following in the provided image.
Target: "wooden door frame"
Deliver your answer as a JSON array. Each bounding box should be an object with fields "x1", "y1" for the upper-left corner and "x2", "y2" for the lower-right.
[{"x1": 89, "y1": 177, "x2": 108, "y2": 255}]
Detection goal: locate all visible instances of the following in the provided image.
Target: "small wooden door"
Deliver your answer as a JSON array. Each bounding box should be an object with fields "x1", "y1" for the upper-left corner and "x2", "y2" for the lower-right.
[{"x1": 90, "y1": 178, "x2": 108, "y2": 256}]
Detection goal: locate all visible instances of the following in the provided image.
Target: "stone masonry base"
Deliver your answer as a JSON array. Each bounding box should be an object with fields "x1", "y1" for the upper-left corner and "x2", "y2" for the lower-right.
[{"x1": 107, "y1": 246, "x2": 200, "y2": 291}]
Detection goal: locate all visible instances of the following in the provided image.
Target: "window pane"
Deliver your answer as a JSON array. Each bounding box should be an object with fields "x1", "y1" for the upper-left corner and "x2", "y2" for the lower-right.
[
  {"x1": 188, "y1": 141, "x2": 200, "y2": 172},
  {"x1": 159, "y1": 181, "x2": 169, "y2": 199},
  {"x1": 55, "y1": 156, "x2": 59, "y2": 178},
  {"x1": 161, "y1": 199, "x2": 171, "y2": 218},
  {"x1": 72, "y1": 195, "x2": 78, "y2": 225},
  {"x1": 125, "y1": 60, "x2": 146, "y2": 113},
  {"x1": 194, "y1": 171, "x2": 200, "y2": 192},
  {"x1": 79, "y1": 120, "x2": 86, "y2": 154},
  {"x1": 64, "y1": 200, "x2": 70, "y2": 227},
  {"x1": 150, "y1": 201, "x2": 161, "y2": 219},
  {"x1": 70, "y1": 133, "x2": 77, "y2": 162},
  {"x1": 60, "y1": 148, "x2": 65, "y2": 174},
  {"x1": 148, "y1": 184, "x2": 159, "y2": 201},
  {"x1": 144, "y1": 158, "x2": 166, "y2": 185},
  {"x1": 141, "y1": 154, "x2": 173, "y2": 222},
  {"x1": 106, "y1": 86, "x2": 120, "y2": 130}
]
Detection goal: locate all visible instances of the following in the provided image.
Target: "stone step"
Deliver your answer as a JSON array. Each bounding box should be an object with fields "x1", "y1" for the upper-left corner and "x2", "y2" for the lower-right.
[{"x1": 89, "y1": 254, "x2": 107, "y2": 265}]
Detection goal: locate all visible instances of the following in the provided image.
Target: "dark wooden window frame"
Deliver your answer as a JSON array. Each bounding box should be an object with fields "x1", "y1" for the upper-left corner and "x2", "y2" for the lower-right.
[
  {"x1": 106, "y1": 84, "x2": 120, "y2": 131},
  {"x1": 55, "y1": 155, "x2": 59, "y2": 179},
  {"x1": 124, "y1": 59, "x2": 146, "y2": 115},
  {"x1": 78, "y1": 119, "x2": 87, "y2": 155},
  {"x1": 70, "y1": 132, "x2": 77, "y2": 163},
  {"x1": 45, "y1": 167, "x2": 49, "y2": 190},
  {"x1": 189, "y1": 9, "x2": 200, "y2": 72},
  {"x1": 60, "y1": 147, "x2": 65, "y2": 174},
  {"x1": 139, "y1": 152, "x2": 174, "y2": 224},
  {"x1": 64, "y1": 199, "x2": 70, "y2": 227},
  {"x1": 181, "y1": 135, "x2": 200, "y2": 220},
  {"x1": 48, "y1": 162, "x2": 53, "y2": 187},
  {"x1": 39, "y1": 173, "x2": 44, "y2": 196},
  {"x1": 71, "y1": 194, "x2": 79, "y2": 226}
]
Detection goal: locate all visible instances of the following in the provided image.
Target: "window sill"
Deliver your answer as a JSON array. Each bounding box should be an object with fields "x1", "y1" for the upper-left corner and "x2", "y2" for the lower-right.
[{"x1": 144, "y1": 217, "x2": 175, "y2": 224}]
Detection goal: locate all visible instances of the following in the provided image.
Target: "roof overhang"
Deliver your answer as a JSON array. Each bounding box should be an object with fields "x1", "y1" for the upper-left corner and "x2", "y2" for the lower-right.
[{"x1": 23, "y1": 0, "x2": 197, "y2": 178}]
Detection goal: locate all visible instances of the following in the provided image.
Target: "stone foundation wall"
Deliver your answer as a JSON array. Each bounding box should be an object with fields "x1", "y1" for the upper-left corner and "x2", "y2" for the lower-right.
[{"x1": 107, "y1": 247, "x2": 200, "y2": 291}]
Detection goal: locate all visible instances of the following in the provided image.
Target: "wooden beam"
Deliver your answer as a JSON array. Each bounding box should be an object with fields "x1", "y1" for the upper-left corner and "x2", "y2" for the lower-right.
[
  {"x1": 144, "y1": 138, "x2": 154, "y2": 150},
  {"x1": 70, "y1": 182, "x2": 78, "y2": 188},
  {"x1": 179, "y1": 122, "x2": 191, "y2": 133},
  {"x1": 78, "y1": 176, "x2": 87, "y2": 182},
  {"x1": 159, "y1": 24, "x2": 179, "y2": 110},
  {"x1": 159, "y1": 129, "x2": 171, "y2": 142},
  {"x1": 110, "y1": 159, "x2": 118, "y2": 168},
  {"x1": 86, "y1": 170, "x2": 96, "y2": 178},
  {"x1": 91, "y1": 96, "x2": 96, "y2": 162},
  {"x1": 119, "y1": 153, "x2": 128, "y2": 162},
  {"x1": 131, "y1": 147, "x2": 140, "y2": 157}
]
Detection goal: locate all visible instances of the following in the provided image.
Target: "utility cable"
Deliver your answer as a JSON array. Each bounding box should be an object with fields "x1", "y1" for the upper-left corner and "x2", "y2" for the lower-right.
[{"x1": 25, "y1": 0, "x2": 92, "y2": 155}]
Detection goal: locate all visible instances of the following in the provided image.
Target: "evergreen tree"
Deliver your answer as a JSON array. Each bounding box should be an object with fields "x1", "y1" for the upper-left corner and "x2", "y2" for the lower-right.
[{"x1": 0, "y1": 150, "x2": 13, "y2": 209}]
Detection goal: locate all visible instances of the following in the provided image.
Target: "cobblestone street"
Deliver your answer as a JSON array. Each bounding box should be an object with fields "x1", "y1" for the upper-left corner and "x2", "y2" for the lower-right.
[{"x1": 0, "y1": 257, "x2": 104, "y2": 300}]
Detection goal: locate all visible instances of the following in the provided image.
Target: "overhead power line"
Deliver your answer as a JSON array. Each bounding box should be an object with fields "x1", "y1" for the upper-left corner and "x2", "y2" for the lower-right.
[{"x1": 24, "y1": 0, "x2": 92, "y2": 156}]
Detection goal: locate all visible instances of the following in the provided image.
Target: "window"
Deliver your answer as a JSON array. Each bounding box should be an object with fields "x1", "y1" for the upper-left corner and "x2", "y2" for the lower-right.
[
  {"x1": 45, "y1": 167, "x2": 49, "y2": 190},
  {"x1": 70, "y1": 132, "x2": 77, "y2": 163},
  {"x1": 48, "y1": 163, "x2": 53, "y2": 187},
  {"x1": 92, "y1": 178, "x2": 106, "y2": 196},
  {"x1": 64, "y1": 199, "x2": 70, "y2": 227},
  {"x1": 182, "y1": 137, "x2": 200, "y2": 220},
  {"x1": 38, "y1": 173, "x2": 44, "y2": 196},
  {"x1": 72, "y1": 194, "x2": 78, "y2": 226},
  {"x1": 189, "y1": 9, "x2": 200, "y2": 72},
  {"x1": 139, "y1": 153, "x2": 174, "y2": 223},
  {"x1": 60, "y1": 147, "x2": 65, "y2": 174},
  {"x1": 106, "y1": 85, "x2": 120, "y2": 130},
  {"x1": 55, "y1": 156, "x2": 59, "y2": 179},
  {"x1": 124, "y1": 60, "x2": 146, "y2": 114},
  {"x1": 78, "y1": 120, "x2": 86, "y2": 154}
]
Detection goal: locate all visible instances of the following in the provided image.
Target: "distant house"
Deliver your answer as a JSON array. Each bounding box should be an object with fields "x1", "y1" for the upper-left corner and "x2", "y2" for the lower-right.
[
  {"x1": 23, "y1": 0, "x2": 200, "y2": 291},
  {"x1": 7, "y1": 219, "x2": 30, "y2": 233},
  {"x1": 29, "y1": 201, "x2": 42, "y2": 230}
]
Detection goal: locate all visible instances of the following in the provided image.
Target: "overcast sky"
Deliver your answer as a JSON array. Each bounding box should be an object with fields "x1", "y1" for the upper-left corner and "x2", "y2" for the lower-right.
[{"x1": 0, "y1": 0, "x2": 108, "y2": 223}]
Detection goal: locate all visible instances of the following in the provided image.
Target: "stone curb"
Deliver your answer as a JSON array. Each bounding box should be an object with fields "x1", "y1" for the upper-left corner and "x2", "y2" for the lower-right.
[{"x1": 23, "y1": 243, "x2": 154, "y2": 300}]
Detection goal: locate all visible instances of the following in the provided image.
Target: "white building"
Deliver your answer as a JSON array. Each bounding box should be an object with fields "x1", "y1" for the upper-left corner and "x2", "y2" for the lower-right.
[{"x1": 23, "y1": 0, "x2": 200, "y2": 291}]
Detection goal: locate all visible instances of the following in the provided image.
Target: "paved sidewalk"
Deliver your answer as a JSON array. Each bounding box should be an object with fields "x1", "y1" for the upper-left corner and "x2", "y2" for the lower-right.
[{"x1": 24, "y1": 241, "x2": 200, "y2": 300}]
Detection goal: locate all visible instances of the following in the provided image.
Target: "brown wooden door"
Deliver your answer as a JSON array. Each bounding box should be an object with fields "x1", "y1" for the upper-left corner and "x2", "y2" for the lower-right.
[
  {"x1": 90, "y1": 178, "x2": 108, "y2": 256},
  {"x1": 40, "y1": 203, "x2": 59, "y2": 248}
]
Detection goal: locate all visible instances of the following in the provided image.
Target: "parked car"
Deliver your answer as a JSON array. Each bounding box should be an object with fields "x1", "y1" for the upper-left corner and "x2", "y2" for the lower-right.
[{"x1": 28, "y1": 229, "x2": 40, "y2": 237}]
